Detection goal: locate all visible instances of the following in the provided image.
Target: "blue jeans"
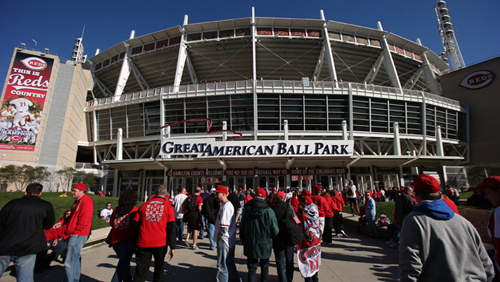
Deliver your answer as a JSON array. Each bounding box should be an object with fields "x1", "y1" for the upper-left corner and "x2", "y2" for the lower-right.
[
  {"x1": 0, "y1": 254, "x2": 36, "y2": 282},
  {"x1": 207, "y1": 223, "x2": 216, "y2": 250},
  {"x1": 199, "y1": 215, "x2": 206, "y2": 238},
  {"x1": 216, "y1": 240, "x2": 239, "y2": 282},
  {"x1": 247, "y1": 257, "x2": 269, "y2": 282},
  {"x1": 64, "y1": 235, "x2": 88, "y2": 282},
  {"x1": 366, "y1": 216, "x2": 379, "y2": 238},
  {"x1": 111, "y1": 239, "x2": 136, "y2": 282},
  {"x1": 273, "y1": 244, "x2": 294, "y2": 282},
  {"x1": 176, "y1": 219, "x2": 185, "y2": 241}
]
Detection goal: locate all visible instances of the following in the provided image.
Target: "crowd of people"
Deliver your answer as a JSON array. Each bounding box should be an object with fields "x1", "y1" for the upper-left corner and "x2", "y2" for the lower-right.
[{"x1": 1, "y1": 175, "x2": 500, "y2": 282}]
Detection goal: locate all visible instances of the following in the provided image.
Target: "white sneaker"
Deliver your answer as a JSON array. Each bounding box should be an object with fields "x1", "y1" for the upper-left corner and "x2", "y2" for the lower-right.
[
  {"x1": 385, "y1": 239, "x2": 394, "y2": 245},
  {"x1": 389, "y1": 242, "x2": 398, "y2": 248}
]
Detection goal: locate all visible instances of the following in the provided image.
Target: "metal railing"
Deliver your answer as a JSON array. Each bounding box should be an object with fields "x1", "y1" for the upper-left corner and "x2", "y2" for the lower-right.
[{"x1": 85, "y1": 80, "x2": 467, "y2": 112}]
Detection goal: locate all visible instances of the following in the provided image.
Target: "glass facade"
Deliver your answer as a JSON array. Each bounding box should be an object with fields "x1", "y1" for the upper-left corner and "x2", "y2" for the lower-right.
[{"x1": 93, "y1": 91, "x2": 462, "y2": 141}]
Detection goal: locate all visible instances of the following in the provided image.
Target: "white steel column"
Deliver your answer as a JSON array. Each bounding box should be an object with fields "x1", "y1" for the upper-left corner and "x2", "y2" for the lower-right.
[
  {"x1": 417, "y1": 38, "x2": 442, "y2": 95},
  {"x1": 117, "y1": 128, "x2": 123, "y2": 160},
  {"x1": 393, "y1": 122, "x2": 401, "y2": 156},
  {"x1": 436, "y1": 126, "x2": 444, "y2": 156},
  {"x1": 173, "y1": 15, "x2": 189, "y2": 93},
  {"x1": 114, "y1": 30, "x2": 135, "y2": 102},
  {"x1": 284, "y1": 120, "x2": 289, "y2": 140},
  {"x1": 320, "y1": 10, "x2": 338, "y2": 85},
  {"x1": 113, "y1": 169, "x2": 119, "y2": 197},
  {"x1": 341, "y1": 120, "x2": 348, "y2": 140},
  {"x1": 252, "y1": 7, "x2": 258, "y2": 140},
  {"x1": 377, "y1": 22, "x2": 402, "y2": 92},
  {"x1": 348, "y1": 84, "x2": 354, "y2": 140}
]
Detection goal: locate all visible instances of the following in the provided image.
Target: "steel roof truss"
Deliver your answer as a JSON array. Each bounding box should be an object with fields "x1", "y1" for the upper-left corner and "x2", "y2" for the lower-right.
[
  {"x1": 363, "y1": 53, "x2": 384, "y2": 84},
  {"x1": 130, "y1": 61, "x2": 151, "y2": 91}
]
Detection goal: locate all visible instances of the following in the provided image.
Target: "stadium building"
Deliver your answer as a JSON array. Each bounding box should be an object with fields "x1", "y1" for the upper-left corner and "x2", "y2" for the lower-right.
[{"x1": 1, "y1": 9, "x2": 472, "y2": 196}]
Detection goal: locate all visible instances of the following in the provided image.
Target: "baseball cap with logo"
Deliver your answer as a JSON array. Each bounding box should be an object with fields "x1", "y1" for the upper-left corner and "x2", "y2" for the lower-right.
[
  {"x1": 73, "y1": 183, "x2": 87, "y2": 192},
  {"x1": 474, "y1": 176, "x2": 500, "y2": 192},
  {"x1": 302, "y1": 190, "x2": 311, "y2": 196},
  {"x1": 276, "y1": 191, "x2": 285, "y2": 200},
  {"x1": 256, "y1": 188, "x2": 267, "y2": 198},
  {"x1": 214, "y1": 185, "x2": 228, "y2": 195},
  {"x1": 413, "y1": 174, "x2": 440, "y2": 193}
]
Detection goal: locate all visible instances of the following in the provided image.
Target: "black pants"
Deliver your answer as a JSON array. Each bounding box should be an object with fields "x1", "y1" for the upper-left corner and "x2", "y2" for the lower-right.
[
  {"x1": 133, "y1": 246, "x2": 166, "y2": 282},
  {"x1": 333, "y1": 211, "x2": 344, "y2": 235},
  {"x1": 323, "y1": 216, "x2": 333, "y2": 244}
]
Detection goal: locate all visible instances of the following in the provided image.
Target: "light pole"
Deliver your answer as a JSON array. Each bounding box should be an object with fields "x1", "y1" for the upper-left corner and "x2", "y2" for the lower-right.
[{"x1": 0, "y1": 154, "x2": 5, "y2": 168}]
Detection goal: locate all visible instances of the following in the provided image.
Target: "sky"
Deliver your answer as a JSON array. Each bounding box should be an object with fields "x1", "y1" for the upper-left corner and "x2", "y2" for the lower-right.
[{"x1": 0, "y1": 0, "x2": 499, "y2": 85}]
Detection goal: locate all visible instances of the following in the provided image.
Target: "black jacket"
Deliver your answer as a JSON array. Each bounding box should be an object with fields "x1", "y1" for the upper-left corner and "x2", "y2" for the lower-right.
[
  {"x1": 0, "y1": 195, "x2": 55, "y2": 256},
  {"x1": 202, "y1": 193, "x2": 220, "y2": 224}
]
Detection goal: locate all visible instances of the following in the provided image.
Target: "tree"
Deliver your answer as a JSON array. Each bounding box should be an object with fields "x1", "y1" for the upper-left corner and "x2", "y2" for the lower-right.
[
  {"x1": 73, "y1": 171, "x2": 97, "y2": 191},
  {"x1": 0, "y1": 165, "x2": 17, "y2": 192},
  {"x1": 25, "y1": 166, "x2": 51, "y2": 184},
  {"x1": 57, "y1": 167, "x2": 76, "y2": 192},
  {"x1": 13, "y1": 165, "x2": 32, "y2": 192}
]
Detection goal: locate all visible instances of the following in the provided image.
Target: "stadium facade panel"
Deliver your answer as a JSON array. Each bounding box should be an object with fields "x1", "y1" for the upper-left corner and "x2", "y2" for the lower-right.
[{"x1": 85, "y1": 11, "x2": 469, "y2": 195}]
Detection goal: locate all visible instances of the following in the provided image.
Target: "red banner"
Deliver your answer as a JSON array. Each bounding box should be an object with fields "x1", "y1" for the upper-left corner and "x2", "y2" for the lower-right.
[
  {"x1": 0, "y1": 52, "x2": 54, "y2": 151},
  {"x1": 166, "y1": 168, "x2": 348, "y2": 177}
]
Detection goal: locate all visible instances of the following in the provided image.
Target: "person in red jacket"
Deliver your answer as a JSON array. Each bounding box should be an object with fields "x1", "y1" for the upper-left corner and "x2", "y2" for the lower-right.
[
  {"x1": 109, "y1": 189, "x2": 139, "y2": 282},
  {"x1": 289, "y1": 192, "x2": 300, "y2": 213},
  {"x1": 322, "y1": 191, "x2": 334, "y2": 246},
  {"x1": 133, "y1": 185, "x2": 176, "y2": 282},
  {"x1": 64, "y1": 183, "x2": 94, "y2": 282},
  {"x1": 311, "y1": 185, "x2": 328, "y2": 235},
  {"x1": 330, "y1": 190, "x2": 347, "y2": 237}
]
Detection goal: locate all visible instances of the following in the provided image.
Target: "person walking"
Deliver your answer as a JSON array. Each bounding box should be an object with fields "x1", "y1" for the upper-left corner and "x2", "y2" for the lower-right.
[
  {"x1": 108, "y1": 189, "x2": 139, "y2": 282},
  {"x1": 365, "y1": 191, "x2": 379, "y2": 238},
  {"x1": 64, "y1": 183, "x2": 94, "y2": 282},
  {"x1": 271, "y1": 191, "x2": 296, "y2": 282},
  {"x1": 297, "y1": 196, "x2": 321, "y2": 282},
  {"x1": 202, "y1": 187, "x2": 219, "y2": 250},
  {"x1": 0, "y1": 183, "x2": 55, "y2": 282},
  {"x1": 345, "y1": 180, "x2": 360, "y2": 216},
  {"x1": 399, "y1": 174, "x2": 494, "y2": 281},
  {"x1": 172, "y1": 188, "x2": 188, "y2": 243},
  {"x1": 132, "y1": 185, "x2": 176, "y2": 282},
  {"x1": 214, "y1": 185, "x2": 240, "y2": 282},
  {"x1": 240, "y1": 188, "x2": 279, "y2": 282},
  {"x1": 183, "y1": 187, "x2": 203, "y2": 250}
]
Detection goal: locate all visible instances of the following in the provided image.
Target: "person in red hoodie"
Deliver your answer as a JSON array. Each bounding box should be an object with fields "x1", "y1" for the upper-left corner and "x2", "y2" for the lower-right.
[
  {"x1": 64, "y1": 183, "x2": 94, "y2": 282},
  {"x1": 311, "y1": 185, "x2": 327, "y2": 235},
  {"x1": 330, "y1": 190, "x2": 347, "y2": 237},
  {"x1": 322, "y1": 191, "x2": 334, "y2": 246}
]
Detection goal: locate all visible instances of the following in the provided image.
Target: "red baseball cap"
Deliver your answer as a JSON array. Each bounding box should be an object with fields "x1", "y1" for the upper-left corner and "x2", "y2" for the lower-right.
[
  {"x1": 276, "y1": 191, "x2": 285, "y2": 200},
  {"x1": 301, "y1": 195, "x2": 313, "y2": 205},
  {"x1": 256, "y1": 188, "x2": 267, "y2": 198},
  {"x1": 413, "y1": 174, "x2": 440, "y2": 193},
  {"x1": 302, "y1": 190, "x2": 311, "y2": 196},
  {"x1": 73, "y1": 183, "x2": 87, "y2": 192},
  {"x1": 314, "y1": 185, "x2": 322, "y2": 191},
  {"x1": 474, "y1": 176, "x2": 500, "y2": 192},
  {"x1": 214, "y1": 185, "x2": 228, "y2": 195}
]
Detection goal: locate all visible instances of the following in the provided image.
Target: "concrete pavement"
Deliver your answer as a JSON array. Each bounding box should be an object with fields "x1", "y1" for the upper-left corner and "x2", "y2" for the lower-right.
[{"x1": 1, "y1": 224, "x2": 399, "y2": 281}]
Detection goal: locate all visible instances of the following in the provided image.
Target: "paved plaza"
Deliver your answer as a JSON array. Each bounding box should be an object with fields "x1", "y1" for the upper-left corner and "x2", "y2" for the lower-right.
[{"x1": 1, "y1": 225, "x2": 399, "y2": 281}]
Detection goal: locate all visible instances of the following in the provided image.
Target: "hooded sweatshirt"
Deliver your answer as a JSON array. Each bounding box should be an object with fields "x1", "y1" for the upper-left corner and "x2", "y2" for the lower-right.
[
  {"x1": 240, "y1": 198, "x2": 279, "y2": 259},
  {"x1": 399, "y1": 199, "x2": 494, "y2": 282}
]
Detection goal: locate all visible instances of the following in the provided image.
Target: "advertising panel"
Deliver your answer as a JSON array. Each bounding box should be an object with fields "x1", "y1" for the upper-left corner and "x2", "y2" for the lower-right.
[{"x1": 0, "y1": 51, "x2": 54, "y2": 151}]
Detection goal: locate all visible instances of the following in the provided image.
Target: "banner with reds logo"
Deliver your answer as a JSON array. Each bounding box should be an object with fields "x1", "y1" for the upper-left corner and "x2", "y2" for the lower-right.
[{"x1": 0, "y1": 51, "x2": 54, "y2": 151}]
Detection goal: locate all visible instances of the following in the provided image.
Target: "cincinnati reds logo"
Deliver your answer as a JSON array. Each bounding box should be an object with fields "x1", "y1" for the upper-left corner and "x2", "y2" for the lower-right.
[
  {"x1": 145, "y1": 200, "x2": 164, "y2": 222},
  {"x1": 114, "y1": 214, "x2": 131, "y2": 230},
  {"x1": 20, "y1": 57, "x2": 48, "y2": 71}
]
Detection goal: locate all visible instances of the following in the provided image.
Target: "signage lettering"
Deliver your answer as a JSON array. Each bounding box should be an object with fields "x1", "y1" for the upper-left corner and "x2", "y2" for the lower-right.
[
  {"x1": 162, "y1": 139, "x2": 353, "y2": 158},
  {"x1": 459, "y1": 70, "x2": 494, "y2": 89}
]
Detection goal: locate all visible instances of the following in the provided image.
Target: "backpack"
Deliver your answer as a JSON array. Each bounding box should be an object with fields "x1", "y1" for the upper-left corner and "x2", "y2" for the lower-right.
[
  {"x1": 183, "y1": 195, "x2": 198, "y2": 213},
  {"x1": 283, "y1": 204, "x2": 305, "y2": 245}
]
